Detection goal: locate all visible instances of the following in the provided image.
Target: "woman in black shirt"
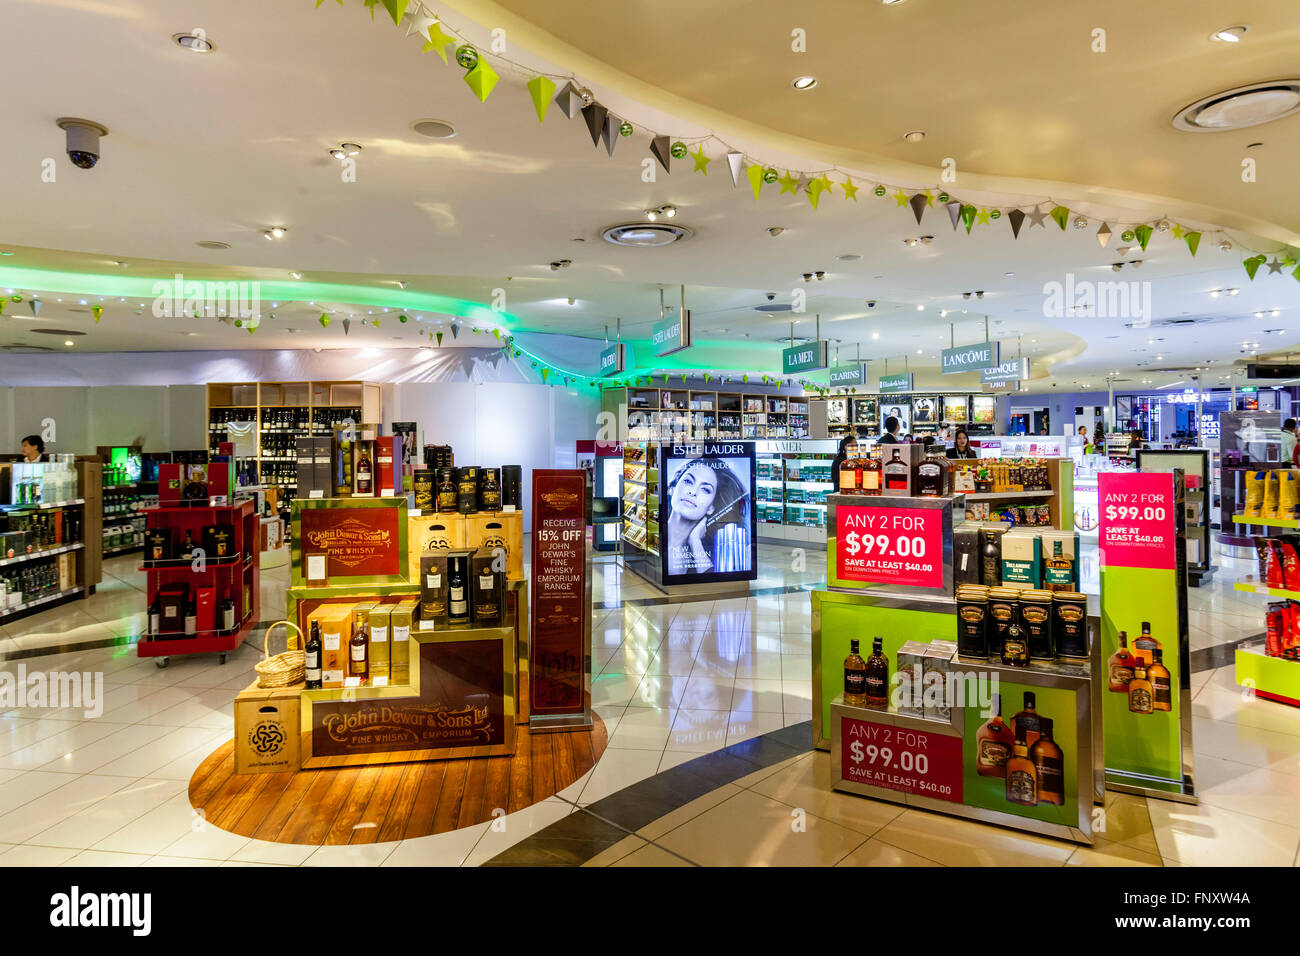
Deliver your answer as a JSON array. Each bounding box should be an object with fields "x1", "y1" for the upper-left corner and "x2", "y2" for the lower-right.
[{"x1": 946, "y1": 428, "x2": 977, "y2": 459}]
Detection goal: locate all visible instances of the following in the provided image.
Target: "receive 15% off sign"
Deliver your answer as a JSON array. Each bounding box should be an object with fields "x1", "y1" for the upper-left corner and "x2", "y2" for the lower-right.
[
  {"x1": 841, "y1": 717, "x2": 962, "y2": 802},
  {"x1": 835, "y1": 504, "x2": 944, "y2": 588}
]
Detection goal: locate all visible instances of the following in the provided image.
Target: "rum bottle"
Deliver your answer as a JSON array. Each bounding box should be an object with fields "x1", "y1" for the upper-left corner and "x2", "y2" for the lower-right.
[
  {"x1": 1107, "y1": 630, "x2": 1136, "y2": 693},
  {"x1": 1128, "y1": 663, "x2": 1154, "y2": 714},
  {"x1": 843, "y1": 639, "x2": 867, "y2": 706},
  {"x1": 1149, "y1": 648, "x2": 1172, "y2": 712},
  {"x1": 975, "y1": 693, "x2": 1014, "y2": 777},
  {"x1": 1029, "y1": 717, "x2": 1064, "y2": 805},
  {"x1": 1005, "y1": 726, "x2": 1038, "y2": 806},
  {"x1": 305, "y1": 620, "x2": 322, "y2": 689},
  {"x1": 864, "y1": 636, "x2": 889, "y2": 708}
]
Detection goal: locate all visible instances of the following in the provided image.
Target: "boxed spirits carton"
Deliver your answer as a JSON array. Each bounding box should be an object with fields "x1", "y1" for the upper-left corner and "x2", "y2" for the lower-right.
[
  {"x1": 419, "y1": 550, "x2": 450, "y2": 626},
  {"x1": 897, "y1": 641, "x2": 929, "y2": 716},
  {"x1": 368, "y1": 601, "x2": 395, "y2": 686},
  {"x1": 923, "y1": 644, "x2": 955, "y2": 722},
  {"x1": 389, "y1": 599, "x2": 417, "y2": 685},
  {"x1": 1040, "y1": 529, "x2": 1080, "y2": 591},
  {"x1": 315, "y1": 604, "x2": 352, "y2": 688},
  {"x1": 471, "y1": 546, "x2": 505, "y2": 625},
  {"x1": 1000, "y1": 530, "x2": 1042, "y2": 590}
]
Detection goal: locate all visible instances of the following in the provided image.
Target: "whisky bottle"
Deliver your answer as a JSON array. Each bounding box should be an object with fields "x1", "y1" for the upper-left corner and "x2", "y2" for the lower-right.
[
  {"x1": 1107, "y1": 630, "x2": 1136, "y2": 693},
  {"x1": 448, "y1": 557, "x2": 469, "y2": 623},
  {"x1": 305, "y1": 620, "x2": 323, "y2": 689},
  {"x1": 1004, "y1": 727, "x2": 1038, "y2": 806},
  {"x1": 183, "y1": 596, "x2": 197, "y2": 637},
  {"x1": 980, "y1": 529, "x2": 1002, "y2": 587},
  {"x1": 355, "y1": 448, "x2": 373, "y2": 495},
  {"x1": 975, "y1": 693, "x2": 1014, "y2": 777},
  {"x1": 1000, "y1": 622, "x2": 1030, "y2": 667},
  {"x1": 1029, "y1": 717, "x2": 1065, "y2": 806},
  {"x1": 843, "y1": 639, "x2": 868, "y2": 706},
  {"x1": 838, "y1": 454, "x2": 862, "y2": 495},
  {"x1": 1010, "y1": 691, "x2": 1042, "y2": 747},
  {"x1": 182, "y1": 529, "x2": 194, "y2": 556},
  {"x1": 1133, "y1": 620, "x2": 1161, "y2": 666},
  {"x1": 1128, "y1": 663, "x2": 1154, "y2": 714},
  {"x1": 861, "y1": 452, "x2": 882, "y2": 496},
  {"x1": 1044, "y1": 539, "x2": 1074, "y2": 592},
  {"x1": 349, "y1": 620, "x2": 368, "y2": 679},
  {"x1": 915, "y1": 451, "x2": 950, "y2": 497},
  {"x1": 147, "y1": 598, "x2": 160, "y2": 637},
  {"x1": 882, "y1": 449, "x2": 910, "y2": 496},
  {"x1": 1149, "y1": 648, "x2": 1172, "y2": 712},
  {"x1": 864, "y1": 636, "x2": 889, "y2": 707}
]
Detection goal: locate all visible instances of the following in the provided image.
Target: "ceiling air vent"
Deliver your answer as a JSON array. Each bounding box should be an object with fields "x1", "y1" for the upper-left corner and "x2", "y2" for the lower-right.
[
  {"x1": 1173, "y1": 81, "x2": 1300, "y2": 131},
  {"x1": 601, "y1": 223, "x2": 693, "y2": 247}
]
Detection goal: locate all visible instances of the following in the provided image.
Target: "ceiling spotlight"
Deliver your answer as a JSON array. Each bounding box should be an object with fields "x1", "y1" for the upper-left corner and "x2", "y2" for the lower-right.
[
  {"x1": 64, "y1": 340, "x2": 74, "y2": 347},
  {"x1": 1130, "y1": 259, "x2": 1143, "y2": 268},
  {"x1": 917, "y1": 305, "x2": 925, "y2": 311},
  {"x1": 644, "y1": 208, "x2": 658, "y2": 221},
  {"x1": 962, "y1": 292, "x2": 971, "y2": 300},
  {"x1": 341, "y1": 143, "x2": 361, "y2": 156},
  {"x1": 1227, "y1": 287, "x2": 1240, "y2": 295},
  {"x1": 802, "y1": 273, "x2": 813, "y2": 282},
  {"x1": 1210, "y1": 288, "x2": 1220, "y2": 297},
  {"x1": 1155, "y1": 219, "x2": 1171, "y2": 232},
  {"x1": 815, "y1": 271, "x2": 826, "y2": 280},
  {"x1": 289, "y1": 271, "x2": 302, "y2": 279},
  {"x1": 1256, "y1": 311, "x2": 1265, "y2": 318},
  {"x1": 1220, "y1": 239, "x2": 1233, "y2": 251},
  {"x1": 767, "y1": 227, "x2": 786, "y2": 238},
  {"x1": 919, "y1": 235, "x2": 934, "y2": 244},
  {"x1": 975, "y1": 290, "x2": 984, "y2": 299},
  {"x1": 903, "y1": 130, "x2": 926, "y2": 143},
  {"x1": 1211, "y1": 25, "x2": 1248, "y2": 43},
  {"x1": 660, "y1": 204, "x2": 677, "y2": 218},
  {"x1": 903, "y1": 238, "x2": 919, "y2": 247},
  {"x1": 872, "y1": 331, "x2": 880, "y2": 339},
  {"x1": 329, "y1": 147, "x2": 346, "y2": 160},
  {"x1": 791, "y1": 76, "x2": 818, "y2": 91},
  {"x1": 264, "y1": 226, "x2": 287, "y2": 240},
  {"x1": 173, "y1": 32, "x2": 215, "y2": 53},
  {"x1": 1272, "y1": 309, "x2": 1281, "y2": 317}
]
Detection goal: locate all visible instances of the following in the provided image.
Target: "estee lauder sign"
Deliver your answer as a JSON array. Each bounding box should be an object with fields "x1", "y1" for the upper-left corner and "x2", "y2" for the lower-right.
[{"x1": 300, "y1": 508, "x2": 400, "y2": 579}]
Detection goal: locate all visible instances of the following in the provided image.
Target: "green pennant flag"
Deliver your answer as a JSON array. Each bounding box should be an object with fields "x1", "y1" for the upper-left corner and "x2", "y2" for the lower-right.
[
  {"x1": 1134, "y1": 224, "x2": 1153, "y2": 251},
  {"x1": 436, "y1": 331, "x2": 443, "y2": 345},
  {"x1": 1184, "y1": 231, "x2": 1201, "y2": 257},
  {"x1": 493, "y1": 328, "x2": 500, "y2": 339},
  {"x1": 1244, "y1": 255, "x2": 1266, "y2": 280},
  {"x1": 746, "y1": 163, "x2": 765, "y2": 200},
  {"x1": 681, "y1": 374, "x2": 687, "y2": 383},
  {"x1": 527, "y1": 76, "x2": 556, "y2": 123},
  {"x1": 380, "y1": 0, "x2": 408, "y2": 26},
  {"x1": 1049, "y1": 205, "x2": 1070, "y2": 231},
  {"x1": 1292, "y1": 263, "x2": 1300, "y2": 283},
  {"x1": 743, "y1": 374, "x2": 749, "y2": 383},
  {"x1": 961, "y1": 205, "x2": 977, "y2": 234},
  {"x1": 464, "y1": 58, "x2": 499, "y2": 102},
  {"x1": 541, "y1": 368, "x2": 549, "y2": 383},
  {"x1": 319, "y1": 312, "x2": 330, "y2": 328}
]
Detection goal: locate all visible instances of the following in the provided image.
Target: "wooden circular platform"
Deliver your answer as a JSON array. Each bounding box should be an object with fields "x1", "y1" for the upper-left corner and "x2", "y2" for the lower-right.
[{"x1": 189, "y1": 717, "x2": 607, "y2": 846}]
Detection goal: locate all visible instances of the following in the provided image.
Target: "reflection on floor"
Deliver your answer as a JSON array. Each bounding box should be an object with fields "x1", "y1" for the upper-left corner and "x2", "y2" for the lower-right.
[{"x1": 0, "y1": 544, "x2": 1297, "y2": 866}]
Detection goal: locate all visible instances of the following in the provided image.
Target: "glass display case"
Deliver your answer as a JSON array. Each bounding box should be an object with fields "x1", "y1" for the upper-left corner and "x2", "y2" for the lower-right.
[
  {"x1": 621, "y1": 441, "x2": 658, "y2": 555},
  {"x1": 754, "y1": 439, "x2": 840, "y2": 543}
]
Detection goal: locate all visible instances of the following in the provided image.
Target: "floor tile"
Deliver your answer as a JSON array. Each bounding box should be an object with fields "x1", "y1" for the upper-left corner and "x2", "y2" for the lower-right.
[
  {"x1": 835, "y1": 838, "x2": 942, "y2": 867},
  {"x1": 1147, "y1": 798, "x2": 1300, "y2": 867},
  {"x1": 382, "y1": 823, "x2": 491, "y2": 867},
  {"x1": 873, "y1": 809, "x2": 1075, "y2": 867}
]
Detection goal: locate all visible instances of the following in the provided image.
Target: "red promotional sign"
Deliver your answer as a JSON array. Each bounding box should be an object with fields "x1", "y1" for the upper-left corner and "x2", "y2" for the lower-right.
[
  {"x1": 300, "y1": 506, "x2": 401, "y2": 578},
  {"x1": 836, "y1": 504, "x2": 944, "y2": 589},
  {"x1": 1098, "y1": 472, "x2": 1176, "y2": 570},
  {"x1": 530, "y1": 470, "x2": 590, "y2": 720},
  {"x1": 841, "y1": 716, "x2": 963, "y2": 803}
]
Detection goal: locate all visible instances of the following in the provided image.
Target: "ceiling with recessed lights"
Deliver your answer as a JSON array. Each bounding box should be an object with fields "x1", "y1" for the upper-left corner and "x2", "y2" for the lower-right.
[{"x1": 0, "y1": 0, "x2": 1296, "y2": 395}]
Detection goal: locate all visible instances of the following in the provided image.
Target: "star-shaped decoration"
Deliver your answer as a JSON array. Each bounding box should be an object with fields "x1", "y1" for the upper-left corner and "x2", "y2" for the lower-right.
[
  {"x1": 840, "y1": 176, "x2": 859, "y2": 201},
  {"x1": 807, "y1": 174, "x2": 834, "y2": 210},
  {"x1": 690, "y1": 146, "x2": 711, "y2": 174},
  {"x1": 403, "y1": 9, "x2": 435, "y2": 37},
  {"x1": 893, "y1": 189, "x2": 909, "y2": 207},
  {"x1": 423, "y1": 20, "x2": 457, "y2": 62},
  {"x1": 1266, "y1": 257, "x2": 1285, "y2": 275},
  {"x1": 1026, "y1": 204, "x2": 1049, "y2": 228},
  {"x1": 923, "y1": 189, "x2": 935, "y2": 208},
  {"x1": 1171, "y1": 224, "x2": 1184, "y2": 240},
  {"x1": 976, "y1": 207, "x2": 991, "y2": 225},
  {"x1": 778, "y1": 170, "x2": 800, "y2": 195}
]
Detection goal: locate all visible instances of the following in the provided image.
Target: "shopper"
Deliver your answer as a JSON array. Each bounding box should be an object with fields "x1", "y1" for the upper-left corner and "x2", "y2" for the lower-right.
[
  {"x1": 1282, "y1": 418, "x2": 1297, "y2": 464},
  {"x1": 947, "y1": 428, "x2": 977, "y2": 459},
  {"x1": 1077, "y1": 426, "x2": 1088, "y2": 439},
  {"x1": 20, "y1": 435, "x2": 46, "y2": 463},
  {"x1": 880, "y1": 417, "x2": 901, "y2": 444}
]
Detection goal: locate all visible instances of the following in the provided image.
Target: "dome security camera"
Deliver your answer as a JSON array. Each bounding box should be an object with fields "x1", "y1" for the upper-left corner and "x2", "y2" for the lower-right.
[
  {"x1": 765, "y1": 292, "x2": 776, "y2": 301},
  {"x1": 57, "y1": 118, "x2": 108, "y2": 169},
  {"x1": 767, "y1": 227, "x2": 784, "y2": 237},
  {"x1": 866, "y1": 300, "x2": 877, "y2": 308}
]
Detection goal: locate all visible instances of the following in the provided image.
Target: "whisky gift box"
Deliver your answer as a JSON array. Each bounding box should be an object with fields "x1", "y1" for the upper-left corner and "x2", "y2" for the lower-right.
[
  {"x1": 471, "y1": 546, "x2": 505, "y2": 625},
  {"x1": 1053, "y1": 591, "x2": 1089, "y2": 660},
  {"x1": 295, "y1": 437, "x2": 316, "y2": 496},
  {"x1": 145, "y1": 527, "x2": 172, "y2": 563},
  {"x1": 954, "y1": 525, "x2": 981, "y2": 586},
  {"x1": 419, "y1": 551, "x2": 450, "y2": 625},
  {"x1": 158, "y1": 583, "x2": 188, "y2": 635},
  {"x1": 312, "y1": 437, "x2": 333, "y2": 496},
  {"x1": 412, "y1": 468, "x2": 435, "y2": 513},
  {"x1": 1040, "y1": 530, "x2": 1080, "y2": 590},
  {"x1": 500, "y1": 465, "x2": 522, "y2": 512},
  {"x1": 456, "y1": 466, "x2": 479, "y2": 514},
  {"x1": 389, "y1": 599, "x2": 417, "y2": 685},
  {"x1": 897, "y1": 642, "x2": 929, "y2": 717},
  {"x1": 1000, "y1": 530, "x2": 1042, "y2": 590},
  {"x1": 317, "y1": 605, "x2": 352, "y2": 688},
  {"x1": 201, "y1": 523, "x2": 235, "y2": 561},
  {"x1": 477, "y1": 467, "x2": 503, "y2": 512},
  {"x1": 375, "y1": 435, "x2": 399, "y2": 497},
  {"x1": 195, "y1": 585, "x2": 217, "y2": 634},
  {"x1": 351, "y1": 436, "x2": 377, "y2": 498},
  {"x1": 923, "y1": 644, "x2": 955, "y2": 722},
  {"x1": 1019, "y1": 589, "x2": 1055, "y2": 661},
  {"x1": 368, "y1": 601, "x2": 395, "y2": 686}
]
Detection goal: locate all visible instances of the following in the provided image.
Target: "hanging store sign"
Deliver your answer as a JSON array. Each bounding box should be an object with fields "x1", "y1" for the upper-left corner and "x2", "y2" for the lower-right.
[
  {"x1": 984, "y1": 380, "x2": 1020, "y2": 393},
  {"x1": 652, "y1": 311, "x2": 692, "y2": 356},
  {"x1": 782, "y1": 340, "x2": 829, "y2": 374},
  {"x1": 980, "y1": 358, "x2": 1030, "y2": 384},
  {"x1": 828, "y1": 362, "x2": 868, "y2": 387},
  {"x1": 878, "y1": 373, "x2": 914, "y2": 393},
  {"x1": 941, "y1": 342, "x2": 1001, "y2": 374},
  {"x1": 599, "y1": 342, "x2": 626, "y2": 377}
]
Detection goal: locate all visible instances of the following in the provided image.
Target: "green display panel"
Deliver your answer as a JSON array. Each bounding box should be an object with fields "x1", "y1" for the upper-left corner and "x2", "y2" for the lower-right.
[
  {"x1": 813, "y1": 593, "x2": 953, "y2": 743},
  {"x1": 961, "y1": 679, "x2": 1079, "y2": 828},
  {"x1": 1235, "y1": 646, "x2": 1300, "y2": 706}
]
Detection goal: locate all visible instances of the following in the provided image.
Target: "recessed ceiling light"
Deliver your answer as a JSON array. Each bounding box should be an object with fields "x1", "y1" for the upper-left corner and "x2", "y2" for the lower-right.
[
  {"x1": 881, "y1": 0, "x2": 908, "y2": 5},
  {"x1": 644, "y1": 208, "x2": 658, "y2": 222},
  {"x1": 264, "y1": 227, "x2": 287, "y2": 240},
  {"x1": 791, "y1": 76, "x2": 818, "y2": 91},
  {"x1": 1173, "y1": 80, "x2": 1300, "y2": 131},
  {"x1": 64, "y1": 340, "x2": 73, "y2": 347},
  {"x1": 903, "y1": 130, "x2": 926, "y2": 143},
  {"x1": 196, "y1": 240, "x2": 230, "y2": 250},
  {"x1": 289, "y1": 271, "x2": 302, "y2": 279},
  {"x1": 1210, "y1": 25, "x2": 1248, "y2": 43},
  {"x1": 411, "y1": 119, "x2": 457, "y2": 139},
  {"x1": 173, "y1": 32, "x2": 215, "y2": 53},
  {"x1": 837, "y1": 254, "x2": 861, "y2": 262}
]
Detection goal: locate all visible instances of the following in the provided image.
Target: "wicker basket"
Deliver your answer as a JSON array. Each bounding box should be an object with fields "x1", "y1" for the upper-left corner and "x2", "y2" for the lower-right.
[{"x1": 255, "y1": 621, "x2": 306, "y2": 688}]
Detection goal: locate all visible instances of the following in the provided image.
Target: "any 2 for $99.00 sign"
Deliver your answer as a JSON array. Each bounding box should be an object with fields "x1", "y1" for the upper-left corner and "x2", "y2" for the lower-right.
[{"x1": 836, "y1": 504, "x2": 944, "y2": 589}]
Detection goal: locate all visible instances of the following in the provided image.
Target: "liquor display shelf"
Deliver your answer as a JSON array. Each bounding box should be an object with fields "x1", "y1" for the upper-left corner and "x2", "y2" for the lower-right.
[
  {"x1": 1234, "y1": 582, "x2": 1300, "y2": 600},
  {"x1": 102, "y1": 543, "x2": 142, "y2": 557},
  {"x1": 1232, "y1": 514, "x2": 1300, "y2": 529},
  {"x1": 0, "y1": 542, "x2": 84, "y2": 568},
  {"x1": 140, "y1": 553, "x2": 250, "y2": 571},
  {"x1": 1236, "y1": 641, "x2": 1300, "y2": 708},
  {"x1": 0, "y1": 498, "x2": 85, "y2": 511},
  {"x1": 964, "y1": 490, "x2": 1055, "y2": 501},
  {"x1": 0, "y1": 585, "x2": 85, "y2": 620}
]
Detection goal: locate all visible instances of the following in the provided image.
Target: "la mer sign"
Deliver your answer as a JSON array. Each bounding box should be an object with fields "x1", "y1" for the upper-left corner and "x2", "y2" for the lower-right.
[
  {"x1": 941, "y1": 342, "x2": 1000, "y2": 374},
  {"x1": 783, "y1": 340, "x2": 829, "y2": 374}
]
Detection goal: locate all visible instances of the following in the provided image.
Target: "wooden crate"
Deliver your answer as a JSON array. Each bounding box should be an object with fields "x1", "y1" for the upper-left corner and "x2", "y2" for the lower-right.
[
  {"x1": 464, "y1": 512, "x2": 524, "y2": 580},
  {"x1": 406, "y1": 513, "x2": 466, "y2": 582},
  {"x1": 233, "y1": 680, "x2": 302, "y2": 774}
]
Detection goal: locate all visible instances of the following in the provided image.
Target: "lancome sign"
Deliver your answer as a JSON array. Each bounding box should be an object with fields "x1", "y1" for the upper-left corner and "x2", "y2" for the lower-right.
[{"x1": 941, "y1": 342, "x2": 1000, "y2": 374}]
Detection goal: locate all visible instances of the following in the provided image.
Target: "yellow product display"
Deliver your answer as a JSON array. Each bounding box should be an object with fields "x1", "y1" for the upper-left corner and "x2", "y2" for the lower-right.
[
  {"x1": 1277, "y1": 470, "x2": 1300, "y2": 519},
  {"x1": 1263, "y1": 470, "x2": 1282, "y2": 518},
  {"x1": 1243, "y1": 471, "x2": 1265, "y2": 518}
]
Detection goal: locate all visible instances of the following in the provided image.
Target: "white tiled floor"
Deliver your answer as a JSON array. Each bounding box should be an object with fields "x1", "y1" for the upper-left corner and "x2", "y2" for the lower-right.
[{"x1": 0, "y1": 545, "x2": 1297, "y2": 866}]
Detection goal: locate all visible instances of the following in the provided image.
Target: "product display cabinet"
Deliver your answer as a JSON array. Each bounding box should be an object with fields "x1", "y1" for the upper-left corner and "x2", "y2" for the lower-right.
[
  {"x1": 603, "y1": 385, "x2": 809, "y2": 441},
  {"x1": 813, "y1": 392, "x2": 995, "y2": 440},
  {"x1": 755, "y1": 439, "x2": 839, "y2": 543}
]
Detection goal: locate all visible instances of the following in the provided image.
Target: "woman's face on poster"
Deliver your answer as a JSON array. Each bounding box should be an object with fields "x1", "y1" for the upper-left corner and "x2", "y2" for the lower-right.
[{"x1": 672, "y1": 463, "x2": 718, "y2": 521}]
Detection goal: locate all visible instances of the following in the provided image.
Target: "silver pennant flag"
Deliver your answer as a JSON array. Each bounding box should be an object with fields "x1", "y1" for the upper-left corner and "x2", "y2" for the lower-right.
[
  {"x1": 601, "y1": 112, "x2": 620, "y2": 157},
  {"x1": 946, "y1": 201, "x2": 962, "y2": 230},
  {"x1": 650, "y1": 135, "x2": 672, "y2": 173},
  {"x1": 553, "y1": 81, "x2": 583, "y2": 120},
  {"x1": 581, "y1": 102, "x2": 608, "y2": 148},
  {"x1": 342, "y1": 317, "x2": 351, "y2": 336},
  {"x1": 726, "y1": 151, "x2": 744, "y2": 187}
]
